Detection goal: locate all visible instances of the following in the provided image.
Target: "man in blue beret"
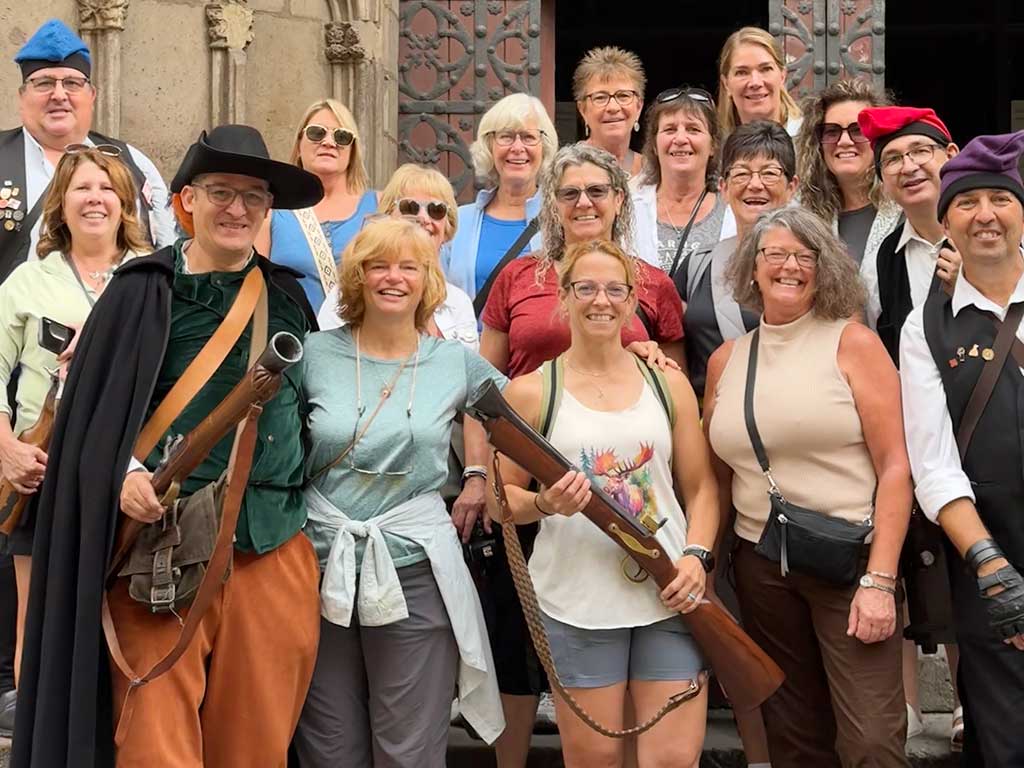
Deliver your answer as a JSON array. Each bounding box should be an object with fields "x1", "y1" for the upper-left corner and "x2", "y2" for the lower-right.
[{"x1": 0, "y1": 19, "x2": 174, "y2": 281}]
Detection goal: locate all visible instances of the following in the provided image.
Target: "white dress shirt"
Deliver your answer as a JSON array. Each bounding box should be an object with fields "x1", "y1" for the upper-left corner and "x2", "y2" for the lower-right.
[
  {"x1": 22, "y1": 127, "x2": 176, "y2": 257},
  {"x1": 899, "y1": 268, "x2": 1024, "y2": 521},
  {"x1": 862, "y1": 219, "x2": 942, "y2": 329}
]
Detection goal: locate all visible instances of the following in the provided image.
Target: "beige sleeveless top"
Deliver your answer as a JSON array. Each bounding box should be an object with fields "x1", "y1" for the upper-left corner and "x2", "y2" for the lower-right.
[{"x1": 708, "y1": 311, "x2": 876, "y2": 543}]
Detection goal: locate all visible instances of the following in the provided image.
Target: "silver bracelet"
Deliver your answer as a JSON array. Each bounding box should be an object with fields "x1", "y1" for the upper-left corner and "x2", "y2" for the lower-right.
[{"x1": 864, "y1": 582, "x2": 896, "y2": 595}]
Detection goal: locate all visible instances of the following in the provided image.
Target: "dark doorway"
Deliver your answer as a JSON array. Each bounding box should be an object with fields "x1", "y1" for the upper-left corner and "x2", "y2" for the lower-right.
[{"x1": 553, "y1": 1, "x2": 769, "y2": 145}]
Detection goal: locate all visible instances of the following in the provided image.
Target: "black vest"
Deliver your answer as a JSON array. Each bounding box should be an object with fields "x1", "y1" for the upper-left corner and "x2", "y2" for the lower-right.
[
  {"x1": 0, "y1": 127, "x2": 152, "y2": 284},
  {"x1": 923, "y1": 290, "x2": 1024, "y2": 566},
  {"x1": 875, "y1": 224, "x2": 913, "y2": 365}
]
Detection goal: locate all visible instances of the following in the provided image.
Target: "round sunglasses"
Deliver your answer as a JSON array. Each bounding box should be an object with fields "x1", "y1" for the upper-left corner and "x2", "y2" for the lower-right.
[
  {"x1": 397, "y1": 198, "x2": 448, "y2": 221},
  {"x1": 304, "y1": 124, "x2": 355, "y2": 147}
]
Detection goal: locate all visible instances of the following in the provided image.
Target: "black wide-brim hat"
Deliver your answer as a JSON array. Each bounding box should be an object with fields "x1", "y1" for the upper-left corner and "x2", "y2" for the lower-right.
[{"x1": 170, "y1": 124, "x2": 323, "y2": 210}]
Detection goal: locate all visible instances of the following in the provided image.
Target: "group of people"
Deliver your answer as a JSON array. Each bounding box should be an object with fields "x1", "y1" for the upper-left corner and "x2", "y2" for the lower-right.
[{"x1": 0, "y1": 15, "x2": 1019, "y2": 768}]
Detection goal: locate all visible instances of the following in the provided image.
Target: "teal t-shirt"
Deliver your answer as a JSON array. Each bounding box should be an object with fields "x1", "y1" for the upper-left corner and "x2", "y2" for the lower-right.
[{"x1": 303, "y1": 327, "x2": 508, "y2": 568}]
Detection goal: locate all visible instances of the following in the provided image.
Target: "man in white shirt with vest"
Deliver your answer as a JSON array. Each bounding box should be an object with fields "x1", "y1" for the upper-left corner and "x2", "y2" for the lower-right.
[{"x1": 900, "y1": 130, "x2": 1024, "y2": 767}]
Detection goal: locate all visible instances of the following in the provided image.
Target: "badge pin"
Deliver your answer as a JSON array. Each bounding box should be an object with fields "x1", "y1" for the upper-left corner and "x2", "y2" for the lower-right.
[
  {"x1": 956, "y1": 346, "x2": 966, "y2": 362},
  {"x1": 3, "y1": 220, "x2": 14, "y2": 231},
  {"x1": 12, "y1": 187, "x2": 20, "y2": 197},
  {"x1": 12, "y1": 211, "x2": 23, "y2": 222},
  {"x1": 948, "y1": 358, "x2": 959, "y2": 368},
  {"x1": 982, "y1": 348, "x2": 995, "y2": 361},
  {"x1": 8, "y1": 199, "x2": 20, "y2": 211},
  {"x1": 968, "y1": 344, "x2": 980, "y2": 357},
  {"x1": 1, "y1": 188, "x2": 11, "y2": 200}
]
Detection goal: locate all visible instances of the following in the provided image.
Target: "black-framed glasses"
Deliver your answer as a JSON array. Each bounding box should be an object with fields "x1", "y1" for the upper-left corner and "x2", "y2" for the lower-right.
[
  {"x1": 488, "y1": 129, "x2": 545, "y2": 147},
  {"x1": 64, "y1": 143, "x2": 122, "y2": 158},
  {"x1": 725, "y1": 166, "x2": 786, "y2": 187},
  {"x1": 655, "y1": 86, "x2": 715, "y2": 107},
  {"x1": 818, "y1": 121, "x2": 868, "y2": 145},
  {"x1": 583, "y1": 90, "x2": 639, "y2": 108},
  {"x1": 23, "y1": 75, "x2": 90, "y2": 94},
  {"x1": 304, "y1": 124, "x2": 355, "y2": 147},
  {"x1": 758, "y1": 248, "x2": 818, "y2": 268},
  {"x1": 555, "y1": 183, "x2": 613, "y2": 204},
  {"x1": 396, "y1": 198, "x2": 448, "y2": 221},
  {"x1": 569, "y1": 280, "x2": 633, "y2": 302},
  {"x1": 879, "y1": 144, "x2": 944, "y2": 176},
  {"x1": 191, "y1": 183, "x2": 273, "y2": 210}
]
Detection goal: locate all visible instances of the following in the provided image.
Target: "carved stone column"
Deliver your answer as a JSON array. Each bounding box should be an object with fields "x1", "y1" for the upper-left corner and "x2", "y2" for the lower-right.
[
  {"x1": 206, "y1": 1, "x2": 255, "y2": 126},
  {"x1": 78, "y1": 0, "x2": 129, "y2": 136}
]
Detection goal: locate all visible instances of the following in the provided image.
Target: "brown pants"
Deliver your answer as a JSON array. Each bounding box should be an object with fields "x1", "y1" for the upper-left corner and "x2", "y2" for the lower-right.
[
  {"x1": 109, "y1": 532, "x2": 321, "y2": 768},
  {"x1": 733, "y1": 540, "x2": 908, "y2": 768}
]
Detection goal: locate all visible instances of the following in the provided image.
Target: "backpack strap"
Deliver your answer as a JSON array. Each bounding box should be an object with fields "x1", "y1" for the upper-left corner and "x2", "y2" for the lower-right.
[
  {"x1": 633, "y1": 355, "x2": 675, "y2": 428},
  {"x1": 538, "y1": 356, "x2": 564, "y2": 440}
]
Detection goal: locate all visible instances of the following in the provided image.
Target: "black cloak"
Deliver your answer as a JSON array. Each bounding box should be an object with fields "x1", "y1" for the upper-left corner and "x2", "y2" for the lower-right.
[{"x1": 11, "y1": 247, "x2": 314, "y2": 767}]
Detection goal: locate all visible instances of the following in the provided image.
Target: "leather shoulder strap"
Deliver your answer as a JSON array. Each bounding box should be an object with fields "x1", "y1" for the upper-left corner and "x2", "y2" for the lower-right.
[
  {"x1": 293, "y1": 208, "x2": 337, "y2": 298},
  {"x1": 133, "y1": 265, "x2": 265, "y2": 460},
  {"x1": 742, "y1": 328, "x2": 771, "y2": 473}
]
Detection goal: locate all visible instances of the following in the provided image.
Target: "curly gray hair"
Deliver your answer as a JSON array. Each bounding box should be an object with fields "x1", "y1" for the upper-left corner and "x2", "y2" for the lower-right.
[
  {"x1": 727, "y1": 206, "x2": 865, "y2": 320},
  {"x1": 537, "y1": 143, "x2": 636, "y2": 280}
]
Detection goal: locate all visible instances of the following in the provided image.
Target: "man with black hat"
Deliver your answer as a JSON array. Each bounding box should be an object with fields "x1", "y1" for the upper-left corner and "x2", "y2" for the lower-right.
[
  {"x1": 0, "y1": 18, "x2": 174, "y2": 282},
  {"x1": 12, "y1": 125, "x2": 324, "y2": 768},
  {"x1": 900, "y1": 130, "x2": 1024, "y2": 766}
]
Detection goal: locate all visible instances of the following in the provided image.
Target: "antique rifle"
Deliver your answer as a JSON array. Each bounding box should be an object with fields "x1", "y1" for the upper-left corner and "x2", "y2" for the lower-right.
[
  {"x1": 0, "y1": 318, "x2": 76, "y2": 536},
  {"x1": 108, "y1": 331, "x2": 303, "y2": 575},
  {"x1": 466, "y1": 381, "x2": 785, "y2": 713}
]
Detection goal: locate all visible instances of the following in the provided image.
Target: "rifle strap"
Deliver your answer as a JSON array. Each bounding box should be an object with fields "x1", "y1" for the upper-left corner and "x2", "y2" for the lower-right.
[{"x1": 489, "y1": 454, "x2": 700, "y2": 737}]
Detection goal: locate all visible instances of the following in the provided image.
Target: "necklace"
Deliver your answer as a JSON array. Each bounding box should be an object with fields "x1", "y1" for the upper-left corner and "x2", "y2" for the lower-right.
[
  {"x1": 661, "y1": 190, "x2": 705, "y2": 231},
  {"x1": 66, "y1": 252, "x2": 124, "y2": 306},
  {"x1": 566, "y1": 357, "x2": 612, "y2": 400},
  {"x1": 354, "y1": 328, "x2": 420, "y2": 416}
]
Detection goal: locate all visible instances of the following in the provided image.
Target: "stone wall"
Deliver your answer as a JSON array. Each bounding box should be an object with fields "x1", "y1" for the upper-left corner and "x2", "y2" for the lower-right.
[{"x1": 0, "y1": 0, "x2": 398, "y2": 185}]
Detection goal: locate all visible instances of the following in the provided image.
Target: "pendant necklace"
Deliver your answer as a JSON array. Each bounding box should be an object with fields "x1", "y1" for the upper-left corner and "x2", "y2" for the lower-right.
[
  {"x1": 66, "y1": 252, "x2": 124, "y2": 307},
  {"x1": 354, "y1": 328, "x2": 420, "y2": 417},
  {"x1": 566, "y1": 357, "x2": 610, "y2": 400}
]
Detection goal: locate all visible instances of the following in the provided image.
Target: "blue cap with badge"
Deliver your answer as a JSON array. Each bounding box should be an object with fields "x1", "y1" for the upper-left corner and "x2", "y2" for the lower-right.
[{"x1": 14, "y1": 19, "x2": 91, "y2": 81}]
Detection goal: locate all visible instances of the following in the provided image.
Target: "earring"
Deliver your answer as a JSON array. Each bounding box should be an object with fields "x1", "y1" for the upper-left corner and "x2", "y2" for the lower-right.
[
  {"x1": 633, "y1": 121, "x2": 640, "y2": 133},
  {"x1": 584, "y1": 123, "x2": 590, "y2": 138}
]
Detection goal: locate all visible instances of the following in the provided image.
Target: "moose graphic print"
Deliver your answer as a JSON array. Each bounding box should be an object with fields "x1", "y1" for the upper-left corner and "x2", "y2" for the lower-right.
[{"x1": 579, "y1": 443, "x2": 658, "y2": 521}]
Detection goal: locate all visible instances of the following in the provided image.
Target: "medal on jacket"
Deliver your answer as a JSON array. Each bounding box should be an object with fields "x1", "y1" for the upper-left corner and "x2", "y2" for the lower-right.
[{"x1": 0, "y1": 182, "x2": 22, "y2": 232}]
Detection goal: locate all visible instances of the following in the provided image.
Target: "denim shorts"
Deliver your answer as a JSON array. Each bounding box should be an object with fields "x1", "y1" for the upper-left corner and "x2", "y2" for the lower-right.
[{"x1": 541, "y1": 612, "x2": 706, "y2": 688}]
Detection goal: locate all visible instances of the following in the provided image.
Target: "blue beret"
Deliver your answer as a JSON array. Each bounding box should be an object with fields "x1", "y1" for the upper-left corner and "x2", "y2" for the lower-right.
[{"x1": 15, "y1": 20, "x2": 91, "y2": 79}]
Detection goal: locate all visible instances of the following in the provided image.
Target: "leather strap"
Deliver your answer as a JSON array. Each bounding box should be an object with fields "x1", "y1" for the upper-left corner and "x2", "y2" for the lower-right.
[
  {"x1": 472, "y1": 217, "x2": 537, "y2": 317},
  {"x1": 133, "y1": 264, "x2": 265, "y2": 460},
  {"x1": 294, "y1": 207, "x2": 337, "y2": 298},
  {"x1": 956, "y1": 301, "x2": 1024, "y2": 461},
  {"x1": 742, "y1": 328, "x2": 771, "y2": 474}
]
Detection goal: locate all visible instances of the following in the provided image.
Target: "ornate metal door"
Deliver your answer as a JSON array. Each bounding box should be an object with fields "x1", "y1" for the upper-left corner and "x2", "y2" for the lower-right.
[
  {"x1": 769, "y1": 0, "x2": 885, "y2": 98},
  {"x1": 398, "y1": 1, "x2": 542, "y2": 200}
]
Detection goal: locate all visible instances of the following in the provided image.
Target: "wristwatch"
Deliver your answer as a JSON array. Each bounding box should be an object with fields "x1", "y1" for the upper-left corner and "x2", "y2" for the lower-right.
[
  {"x1": 682, "y1": 545, "x2": 715, "y2": 574},
  {"x1": 859, "y1": 574, "x2": 896, "y2": 594}
]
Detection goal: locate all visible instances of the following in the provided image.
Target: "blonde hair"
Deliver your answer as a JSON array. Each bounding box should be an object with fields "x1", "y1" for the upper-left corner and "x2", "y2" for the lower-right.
[
  {"x1": 337, "y1": 218, "x2": 447, "y2": 330},
  {"x1": 558, "y1": 239, "x2": 638, "y2": 292},
  {"x1": 37, "y1": 149, "x2": 149, "y2": 259},
  {"x1": 717, "y1": 27, "x2": 801, "y2": 137},
  {"x1": 289, "y1": 98, "x2": 370, "y2": 194},
  {"x1": 470, "y1": 93, "x2": 558, "y2": 188},
  {"x1": 572, "y1": 46, "x2": 647, "y2": 103},
  {"x1": 378, "y1": 164, "x2": 459, "y2": 243}
]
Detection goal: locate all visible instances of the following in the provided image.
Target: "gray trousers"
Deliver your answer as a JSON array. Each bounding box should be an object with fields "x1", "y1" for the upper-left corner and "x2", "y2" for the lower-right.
[{"x1": 292, "y1": 559, "x2": 460, "y2": 768}]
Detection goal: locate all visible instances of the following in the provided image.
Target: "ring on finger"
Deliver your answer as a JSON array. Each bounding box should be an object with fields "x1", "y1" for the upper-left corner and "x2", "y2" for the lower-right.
[{"x1": 686, "y1": 592, "x2": 697, "y2": 601}]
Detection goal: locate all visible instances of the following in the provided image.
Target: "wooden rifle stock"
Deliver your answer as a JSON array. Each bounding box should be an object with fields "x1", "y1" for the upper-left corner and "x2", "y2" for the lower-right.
[
  {"x1": 468, "y1": 381, "x2": 784, "y2": 712},
  {"x1": 108, "y1": 332, "x2": 303, "y2": 576}
]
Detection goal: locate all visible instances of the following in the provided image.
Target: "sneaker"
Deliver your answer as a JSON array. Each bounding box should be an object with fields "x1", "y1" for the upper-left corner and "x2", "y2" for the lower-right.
[
  {"x1": 0, "y1": 689, "x2": 15, "y2": 738},
  {"x1": 906, "y1": 703, "x2": 924, "y2": 740}
]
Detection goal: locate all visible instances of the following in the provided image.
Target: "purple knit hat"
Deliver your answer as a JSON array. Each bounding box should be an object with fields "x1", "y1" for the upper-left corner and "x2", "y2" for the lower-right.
[{"x1": 938, "y1": 130, "x2": 1024, "y2": 219}]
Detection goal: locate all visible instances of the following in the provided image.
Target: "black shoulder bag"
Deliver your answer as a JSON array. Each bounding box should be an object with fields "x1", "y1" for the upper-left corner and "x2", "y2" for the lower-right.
[
  {"x1": 745, "y1": 328, "x2": 873, "y2": 585},
  {"x1": 472, "y1": 217, "x2": 539, "y2": 317}
]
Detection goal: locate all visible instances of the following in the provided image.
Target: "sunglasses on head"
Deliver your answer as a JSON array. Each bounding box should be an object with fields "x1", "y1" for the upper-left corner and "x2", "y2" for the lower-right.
[
  {"x1": 64, "y1": 143, "x2": 122, "y2": 158},
  {"x1": 304, "y1": 124, "x2": 355, "y2": 146},
  {"x1": 397, "y1": 198, "x2": 448, "y2": 221},
  {"x1": 817, "y1": 121, "x2": 868, "y2": 145},
  {"x1": 654, "y1": 87, "x2": 715, "y2": 107}
]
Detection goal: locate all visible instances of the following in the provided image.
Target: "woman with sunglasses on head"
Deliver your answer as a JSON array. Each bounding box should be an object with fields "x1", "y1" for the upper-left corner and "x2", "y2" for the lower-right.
[
  {"x1": 717, "y1": 27, "x2": 802, "y2": 140},
  {"x1": 494, "y1": 239, "x2": 717, "y2": 768},
  {"x1": 574, "y1": 47, "x2": 647, "y2": 177},
  {"x1": 631, "y1": 87, "x2": 735, "y2": 273},
  {"x1": 443, "y1": 94, "x2": 557, "y2": 304},
  {"x1": 795, "y1": 80, "x2": 900, "y2": 265},
  {"x1": 293, "y1": 218, "x2": 506, "y2": 767},
  {"x1": 256, "y1": 98, "x2": 377, "y2": 314},
  {"x1": 0, "y1": 146, "x2": 147, "y2": 693}
]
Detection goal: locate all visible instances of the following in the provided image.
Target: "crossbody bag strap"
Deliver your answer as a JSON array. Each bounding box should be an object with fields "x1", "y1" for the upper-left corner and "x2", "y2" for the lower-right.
[
  {"x1": 666, "y1": 187, "x2": 709, "y2": 279},
  {"x1": 472, "y1": 217, "x2": 538, "y2": 317},
  {"x1": 134, "y1": 264, "x2": 265, "y2": 460},
  {"x1": 742, "y1": 328, "x2": 772, "y2": 475},
  {"x1": 956, "y1": 301, "x2": 1024, "y2": 461},
  {"x1": 538, "y1": 356, "x2": 564, "y2": 440},
  {"x1": 294, "y1": 207, "x2": 337, "y2": 298}
]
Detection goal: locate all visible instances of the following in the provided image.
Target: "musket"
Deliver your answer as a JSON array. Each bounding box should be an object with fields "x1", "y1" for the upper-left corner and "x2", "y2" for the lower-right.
[
  {"x1": 466, "y1": 381, "x2": 785, "y2": 712},
  {"x1": 107, "y1": 331, "x2": 303, "y2": 577},
  {"x1": 0, "y1": 319, "x2": 77, "y2": 536}
]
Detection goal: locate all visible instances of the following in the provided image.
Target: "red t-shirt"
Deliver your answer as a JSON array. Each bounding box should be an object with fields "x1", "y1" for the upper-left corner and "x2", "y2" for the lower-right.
[{"x1": 481, "y1": 255, "x2": 684, "y2": 378}]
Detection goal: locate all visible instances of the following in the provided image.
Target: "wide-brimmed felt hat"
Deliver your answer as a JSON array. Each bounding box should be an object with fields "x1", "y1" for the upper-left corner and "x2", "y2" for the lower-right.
[{"x1": 171, "y1": 124, "x2": 323, "y2": 210}]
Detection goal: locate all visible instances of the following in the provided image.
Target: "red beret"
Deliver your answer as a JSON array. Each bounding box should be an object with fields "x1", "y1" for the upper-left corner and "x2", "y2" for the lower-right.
[{"x1": 857, "y1": 107, "x2": 952, "y2": 166}]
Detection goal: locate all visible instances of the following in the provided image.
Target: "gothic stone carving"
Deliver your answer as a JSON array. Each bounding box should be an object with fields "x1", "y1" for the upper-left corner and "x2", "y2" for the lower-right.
[
  {"x1": 325, "y1": 21, "x2": 366, "y2": 64},
  {"x1": 78, "y1": 0, "x2": 129, "y2": 32},
  {"x1": 206, "y1": 1, "x2": 255, "y2": 52}
]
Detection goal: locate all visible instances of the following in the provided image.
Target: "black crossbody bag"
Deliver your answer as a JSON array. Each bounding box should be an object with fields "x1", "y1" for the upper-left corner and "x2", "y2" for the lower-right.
[{"x1": 745, "y1": 328, "x2": 873, "y2": 585}]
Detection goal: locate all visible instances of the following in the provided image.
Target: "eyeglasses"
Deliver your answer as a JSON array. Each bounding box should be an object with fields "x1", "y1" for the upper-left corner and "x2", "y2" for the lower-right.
[
  {"x1": 23, "y1": 75, "x2": 90, "y2": 94},
  {"x1": 655, "y1": 86, "x2": 715, "y2": 107},
  {"x1": 879, "y1": 144, "x2": 944, "y2": 176},
  {"x1": 304, "y1": 124, "x2": 355, "y2": 147},
  {"x1": 818, "y1": 121, "x2": 868, "y2": 145},
  {"x1": 758, "y1": 248, "x2": 818, "y2": 268},
  {"x1": 569, "y1": 280, "x2": 633, "y2": 302},
  {"x1": 583, "y1": 90, "x2": 639, "y2": 108},
  {"x1": 725, "y1": 166, "x2": 786, "y2": 187},
  {"x1": 348, "y1": 405, "x2": 416, "y2": 477},
  {"x1": 488, "y1": 129, "x2": 545, "y2": 147},
  {"x1": 555, "y1": 183, "x2": 613, "y2": 204},
  {"x1": 191, "y1": 183, "x2": 273, "y2": 210},
  {"x1": 396, "y1": 198, "x2": 448, "y2": 221},
  {"x1": 64, "y1": 143, "x2": 122, "y2": 158}
]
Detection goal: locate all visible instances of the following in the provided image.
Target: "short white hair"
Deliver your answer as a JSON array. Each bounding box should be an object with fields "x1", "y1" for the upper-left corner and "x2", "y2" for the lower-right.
[{"x1": 470, "y1": 93, "x2": 558, "y2": 188}]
